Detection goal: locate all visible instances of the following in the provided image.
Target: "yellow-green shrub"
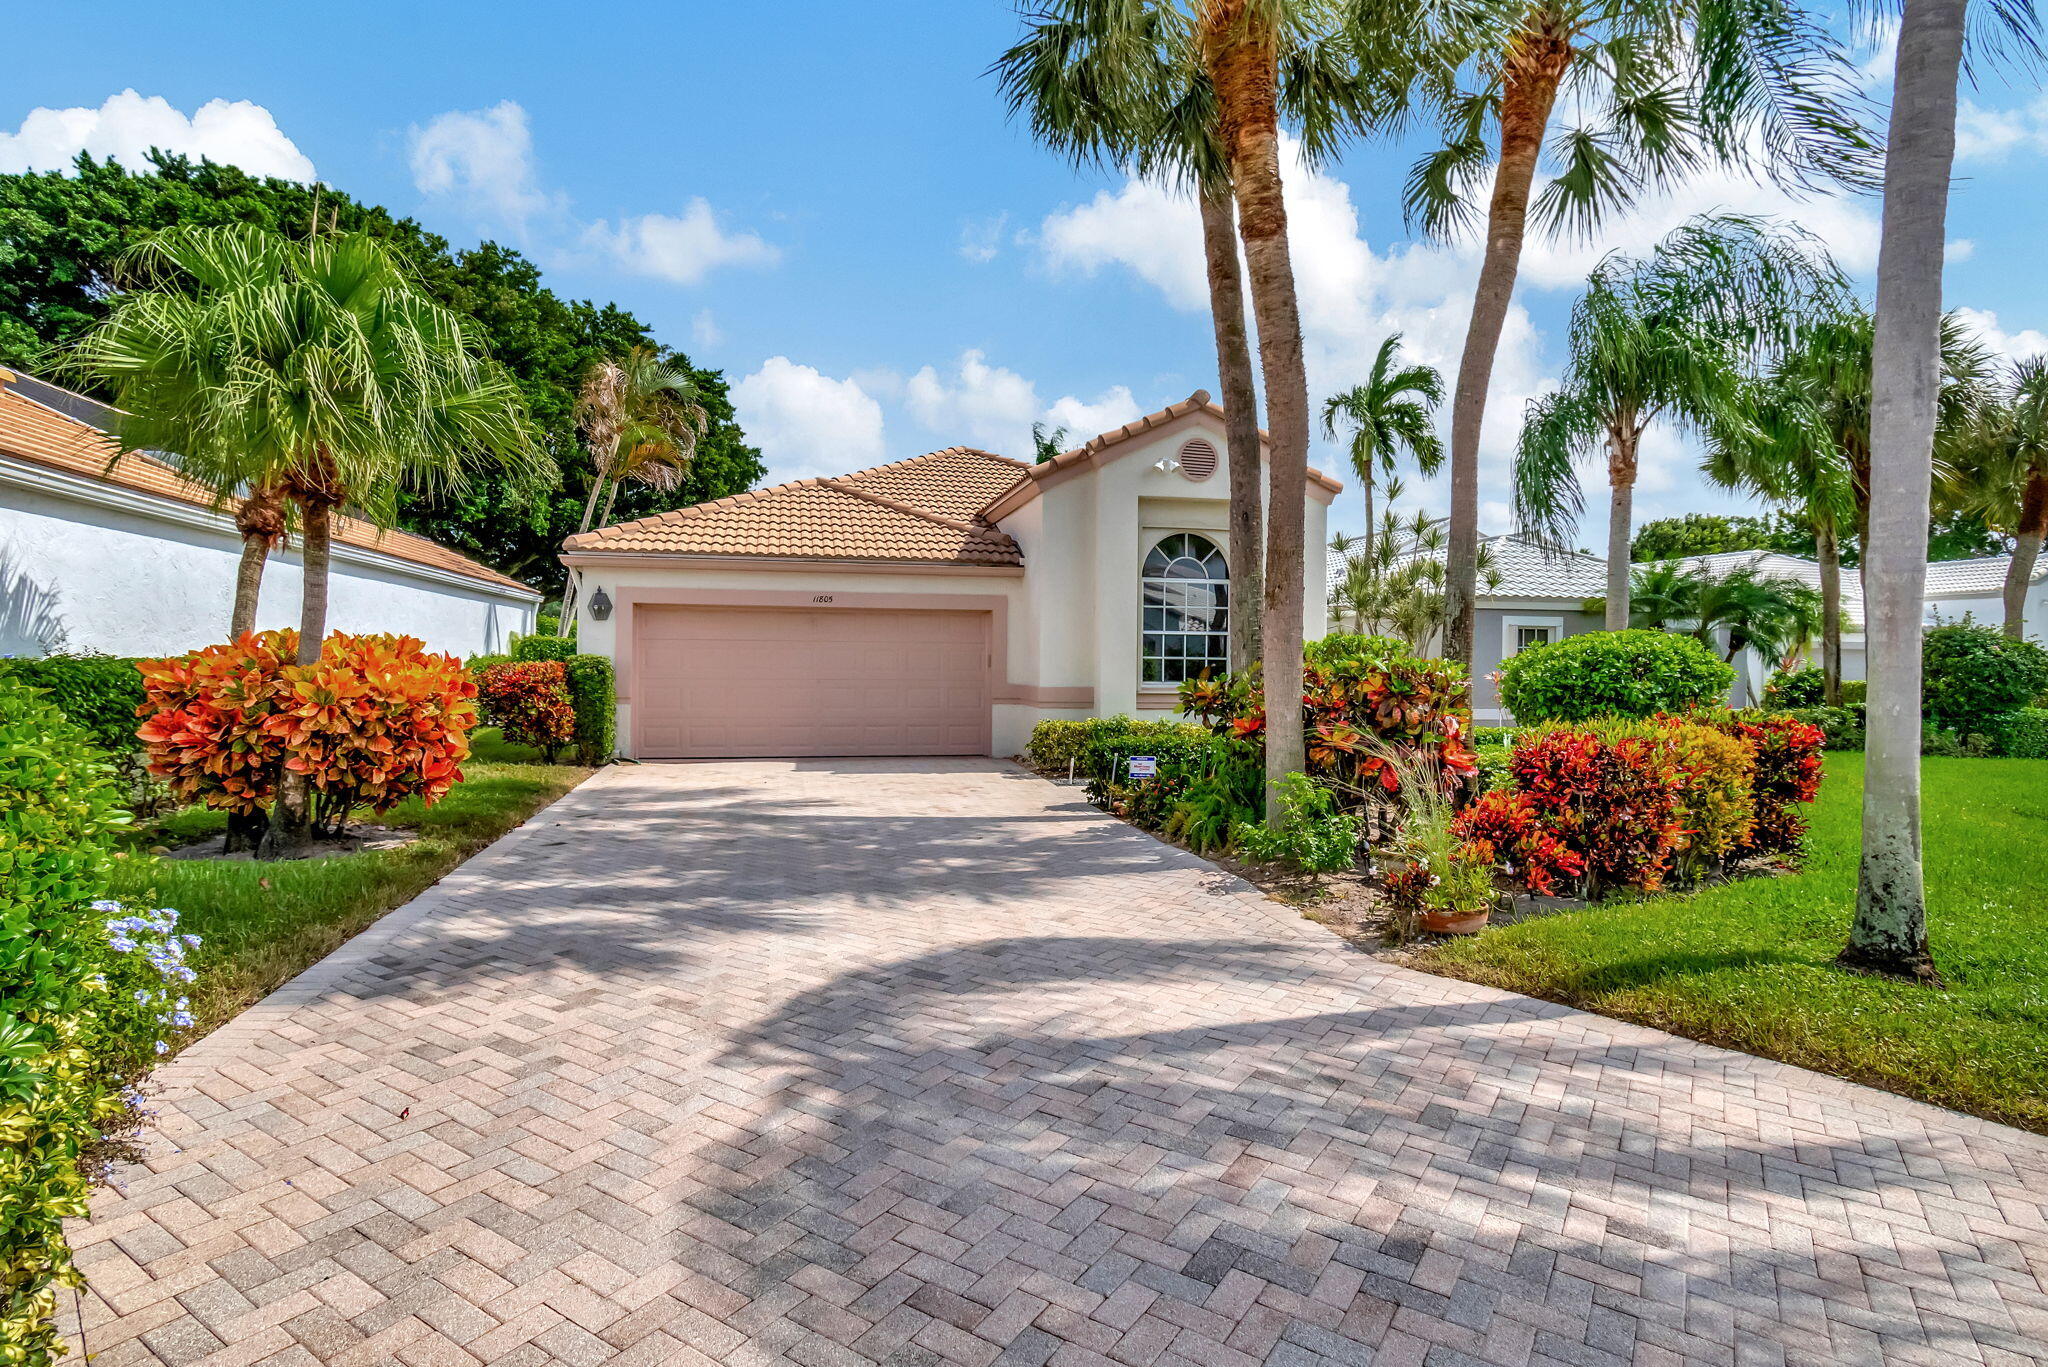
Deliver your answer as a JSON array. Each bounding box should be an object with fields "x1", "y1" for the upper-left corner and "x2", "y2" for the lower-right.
[{"x1": 1662, "y1": 720, "x2": 1757, "y2": 883}]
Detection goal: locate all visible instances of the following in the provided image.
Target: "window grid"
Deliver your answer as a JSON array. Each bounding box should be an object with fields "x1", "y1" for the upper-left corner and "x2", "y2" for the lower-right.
[{"x1": 1141, "y1": 533, "x2": 1229, "y2": 685}]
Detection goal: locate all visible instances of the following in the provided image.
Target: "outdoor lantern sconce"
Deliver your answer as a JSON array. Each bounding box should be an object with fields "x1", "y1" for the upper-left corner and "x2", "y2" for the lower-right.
[{"x1": 587, "y1": 587, "x2": 613, "y2": 620}]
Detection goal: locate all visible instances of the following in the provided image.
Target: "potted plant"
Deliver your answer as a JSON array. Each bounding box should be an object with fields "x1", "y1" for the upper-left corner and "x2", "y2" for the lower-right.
[{"x1": 1361, "y1": 738, "x2": 1500, "y2": 936}]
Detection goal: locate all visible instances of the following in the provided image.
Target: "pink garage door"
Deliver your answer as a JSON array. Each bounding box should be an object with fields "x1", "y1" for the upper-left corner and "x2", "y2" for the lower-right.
[{"x1": 634, "y1": 605, "x2": 992, "y2": 758}]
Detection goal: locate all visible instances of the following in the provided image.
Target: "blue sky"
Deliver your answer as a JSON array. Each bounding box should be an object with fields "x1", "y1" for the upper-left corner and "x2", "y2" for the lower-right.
[{"x1": 8, "y1": 2, "x2": 2048, "y2": 545}]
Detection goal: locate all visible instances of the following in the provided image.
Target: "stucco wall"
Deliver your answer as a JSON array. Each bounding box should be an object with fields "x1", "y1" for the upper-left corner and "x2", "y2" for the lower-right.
[
  {"x1": 1928, "y1": 585, "x2": 2048, "y2": 644},
  {"x1": 1, "y1": 476, "x2": 536, "y2": 659}
]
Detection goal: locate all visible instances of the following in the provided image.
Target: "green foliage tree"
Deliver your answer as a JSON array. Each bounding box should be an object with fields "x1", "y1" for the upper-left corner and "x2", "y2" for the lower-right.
[
  {"x1": 0, "y1": 153, "x2": 762, "y2": 590},
  {"x1": 1406, "y1": 0, "x2": 1878, "y2": 676},
  {"x1": 1631, "y1": 512, "x2": 1819, "y2": 562},
  {"x1": 1944, "y1": 358, "x2": 2048, "y2": 638},
  {"x1": 1514, "y1": 214, "x2": 1843, "y2": 629},
  {"x1": 1321, "y1": 334, "x2": 1444, "y2": 566}
]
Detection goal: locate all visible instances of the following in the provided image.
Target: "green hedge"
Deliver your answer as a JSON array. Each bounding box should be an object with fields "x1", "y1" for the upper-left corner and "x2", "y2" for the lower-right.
[
  {"x1": 1498, "y1": 630, "x2": 1735, "y2": 724},
  {"x1": 1024, "y1": 716, "x2": 1208, "y2": 781},
  {"x1": 1990, "y1": 708, "x2": 2048, "y2": 759},
  {"x1": 0, "y1": 675, "x2": 181, "y2": 1362},
  {"x1": 563, "y1": 656, "x2": 617, "y2": 766},
  {"x1": 1922, "y1": 624, "x2": 2048, "y2": 738},
  {"x1": 511, "y1": 635, "x2": 578, "y2": 663},
  {"x1": 1781, "y1": 704, "x2": 1866, "y2": 751},
  {"x1": 0, "y1": 655, "x2": 145, "y2": 757}
]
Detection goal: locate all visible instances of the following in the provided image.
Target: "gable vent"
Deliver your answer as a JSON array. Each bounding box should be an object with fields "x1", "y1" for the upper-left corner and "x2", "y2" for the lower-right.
[{"x1": 1177, "y1": 437, "x2": 1219, "y2": 482}]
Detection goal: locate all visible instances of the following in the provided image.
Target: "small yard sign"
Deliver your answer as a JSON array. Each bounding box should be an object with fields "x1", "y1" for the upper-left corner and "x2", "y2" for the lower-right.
[{"x1": 1127, "y1": 755, "x2": 1158, "y2": 779}]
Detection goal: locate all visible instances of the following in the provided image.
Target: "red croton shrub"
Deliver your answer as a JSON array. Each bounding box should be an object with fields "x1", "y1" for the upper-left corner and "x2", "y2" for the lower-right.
[
  {"x1": 1499, "y1": 722, "x2": 1688, "y2": 894},
  {"x1": 1450, "y1": 790, "x2": 1587, "y2": 896},
  {"x1": 137, "y1": 631, "x2": 476, "y2": 833},
  {"x1": 475, "y1": 661, "x2": 575, "y2": 761},
  {"x1": 1692, "y1": 709, "x2": 1825, "y2": 857},
  {"x1": 1178, "y1": 645, "x2": 1478, "y2": 802}
]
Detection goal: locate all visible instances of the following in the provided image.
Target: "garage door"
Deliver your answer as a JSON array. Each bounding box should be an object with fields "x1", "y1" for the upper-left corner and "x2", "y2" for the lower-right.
[{"x1": 634, "y1": 606, "x2": 991, "y2": 758}]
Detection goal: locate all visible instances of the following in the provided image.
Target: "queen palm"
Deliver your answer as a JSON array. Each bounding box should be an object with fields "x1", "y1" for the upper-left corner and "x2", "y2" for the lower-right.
[
  {"x1": 67, "y1": 223, "x2": 542, "y2": 855},
  {"x1": 1322, "y1": 335, "x2": 1443, "y2": 567},
  {"x1": 1945, "y1": 358, "x2": 2048, "y2": 639},
  {"x1": 1407, "y1": 0, "x2": 1878, "y2": 674},
  {"x1": 1850, "y1": 0, "x2": 2040, "y2": 985},
  {"x1": 1514, "y1": 215, "x2": 1844, "y2": 630},
  {"x1": 999, "y1": 0, "x2": 1425, "y2": 814}
]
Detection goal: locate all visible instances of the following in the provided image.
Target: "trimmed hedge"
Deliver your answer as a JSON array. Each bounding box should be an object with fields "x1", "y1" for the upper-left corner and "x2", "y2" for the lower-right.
[
  {"x1": 1991, "y1": 708, "x2": 2048, "y2": 759},
  {"x1": 563, "y1": 656, "x2": 617, "y2": 766},
  {"x1": 1024, "y1": 716, "x2": 1208, "y2": 782},
  {"x1": 1497, "y1": 629, "x2": 1734, "y2": 724},
  {"x1": 1922, "y1": 624, "x2": 2048, "y2": 739},
  {"x1": 511, "y1": 635, "x2": 578, "y2": 663},
  {"x1": 0, "y1": 654, "x2": 145, "y2": 757},
  {"x1": 1781, "y1": 704, "x2": 1865, "y2": 751}
]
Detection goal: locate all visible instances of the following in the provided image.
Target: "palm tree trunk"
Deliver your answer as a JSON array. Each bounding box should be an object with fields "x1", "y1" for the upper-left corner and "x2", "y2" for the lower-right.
[
  {"x1": 1603, "y1": 424, "x2": 1638, "y2": 631},
  {"x1": 578, "y1": 471, "x2": 607, "y2": 534},
  {"x1": 1199, "y1": 184, "x2": 1264, "y2": 672},
  {"x1": 1206, "y1": 2, "x2": 1309, "y2": 823},
  {"x1": 262, "y1": 491, "x2": 334, "y2": 859},
  {"x1": 2002, "y1": 470, "x2": 2045, "y2": 639},
  {"x1": 229, "y1": 484, "x2": 287, "y2": 639},
  {"x1": 597, "y1": 478, "x2": 621, "y2": 532},
  {"x1": 1843, "y1": 0, "x2": 1960, "y2": 987},
  {"x1": 1359, "y1": 474, "x2": 1375, "y2": 575},
  {"x1": 1817, "y1": 521, "x2": 1844, "y2": 704},
  {"x1": 1443, "y1": 31, "x2": 1569, "y2": 673}
]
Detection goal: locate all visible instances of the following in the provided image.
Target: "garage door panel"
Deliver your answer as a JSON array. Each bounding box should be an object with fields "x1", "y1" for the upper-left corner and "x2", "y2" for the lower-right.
[{"x1": 634, "y1": 606, "x2": 991, "y2": 758}]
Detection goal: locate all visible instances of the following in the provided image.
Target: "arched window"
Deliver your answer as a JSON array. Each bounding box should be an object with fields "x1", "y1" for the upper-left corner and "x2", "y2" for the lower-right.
[{"x1": 1141, "y1": 533, "x2": 1229, "y2": 684}]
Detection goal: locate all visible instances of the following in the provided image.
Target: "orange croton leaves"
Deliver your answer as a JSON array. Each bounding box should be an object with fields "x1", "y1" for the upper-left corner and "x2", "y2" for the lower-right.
[{"x1": 137, "y1": 630, "x2": 477, "y2": 818}]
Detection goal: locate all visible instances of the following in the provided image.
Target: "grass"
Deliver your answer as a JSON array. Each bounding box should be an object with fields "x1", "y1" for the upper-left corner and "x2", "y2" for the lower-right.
[
  {"x1": 108, "y1": 729, "x2": 591, "y2": 1036},
  {"x1": 1414, "y1": 753, "x2": 2048, "y2": 1132}
]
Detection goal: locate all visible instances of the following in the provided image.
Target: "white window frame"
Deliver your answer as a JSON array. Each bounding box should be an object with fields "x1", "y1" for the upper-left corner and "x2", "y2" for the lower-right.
[
  {"x1": 1140, "y1": 532, "x2": 1230, "y2": 689},
  {"x1": 1501, "y1": 614, "x2": 1566, "y2": 660}
]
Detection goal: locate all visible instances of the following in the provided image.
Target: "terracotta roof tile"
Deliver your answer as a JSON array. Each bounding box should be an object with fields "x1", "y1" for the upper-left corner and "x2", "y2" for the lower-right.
[
  {"x1": 564, "y1": 448, "x2": 1027, "y2": 566},
  {"x1": 0, "y1": 372, "x2": 538, "y2": 595}
]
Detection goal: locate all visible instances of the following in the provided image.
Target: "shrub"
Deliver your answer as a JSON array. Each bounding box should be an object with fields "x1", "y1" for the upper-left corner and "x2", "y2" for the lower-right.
[
  {"x1": 1162, "y1": 737, "x2": 1265, "y2": 854},
  {"x1": 1922, "y1": 623, "x2": 2048, "y2": 739},
  {"x1": 476, "y1": 661, "x2": 576, "y2": 761},
  {"x1": 0, "y1": 654, "x2": 145, "y2": 757},
  {"x1": 137, "y1": 632, "x2": 477, "y2": 833},
  {"x1": 1661, "y1": 720, "x2": 1758, "y2": 883},
  {"x1": 465, "y1": 652, "x2": 514, "y2": 674},
  {"x1": 1470, "y1": 743, "x2": 1513, "y2": 795},
  {"x1": 1025, "y1": 718, "x2": 1098, "y2": 773},
  {"x1": 511, "y1": 634, "x2": 578, "y2": 663},
  {"x1": 1450, "y1": 790, "x2": 1586, "y2": 896},
  {"x1": 1304, "y1": 633, "x2": 1409, "y2": 669},
  {"x1": 562, "y1": 655, "x2": 617, "y2": 766},
  {"x1": 1781, "y1": 704, "x2": 1864, "y2": 751},
  {"x1": 1497, "y1": 629, "x2": 1734, "y2": 724},
  {"x1": 1694, "y1": 710, "x2": 1824, "y2": 859},
  {"x1": 0, "y1": 677, "x2": 196, "y2": 1362},
  {"x1": 1231, "y1": 774, "x2": 1360, "y2": 876},
  {"x1": 1763, "y1": 665, "x2": 1823, "y2": 708},
  {"x1": 1990, "y1": 707, "x2": 2048, "y2": 759},
  {"x1": 1079, "y1": 721, "x2": 1213, "y2": 828},
  {"x1": 1505, "y1": 721, "x2": 1688, "y2": 894}
]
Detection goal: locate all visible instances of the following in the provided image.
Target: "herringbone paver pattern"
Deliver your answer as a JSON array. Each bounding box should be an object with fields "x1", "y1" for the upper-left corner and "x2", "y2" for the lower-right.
[{"x1": 73, "y1": 760, "x2": 2048, "y2": 1367}]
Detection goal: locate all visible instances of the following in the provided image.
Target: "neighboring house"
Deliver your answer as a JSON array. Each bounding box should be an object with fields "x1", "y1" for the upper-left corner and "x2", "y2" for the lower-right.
[
  {"x1": 1329, "y1": 537, "x2": 2045, "y2": 722},
  {"x1": 563, "y1": 391, "x2": 1338, "y2": 759},
  {"x1": 0, "y1": 369, "x2": 538, "y2": 659}
]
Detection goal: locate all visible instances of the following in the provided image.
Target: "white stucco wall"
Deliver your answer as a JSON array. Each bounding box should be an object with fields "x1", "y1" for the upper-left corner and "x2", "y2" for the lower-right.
[
  {"x1": 1, "y1": 466, "x2": 537, "y2": 660},
  {"x1": 1928, "y1": 585, "x2": 2048, "y2": 644}
]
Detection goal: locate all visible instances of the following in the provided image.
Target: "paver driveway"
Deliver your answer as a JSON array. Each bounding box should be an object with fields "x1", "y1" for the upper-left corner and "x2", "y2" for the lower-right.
[{"x1": 75, "y1": 760, "x2": 2048, "y2": 1367}]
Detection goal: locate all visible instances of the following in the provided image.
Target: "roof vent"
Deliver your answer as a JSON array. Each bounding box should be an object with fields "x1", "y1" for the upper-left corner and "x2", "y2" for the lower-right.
[{"x1": 1176, "y1": 437, "x2": 1219, "y2": 482}]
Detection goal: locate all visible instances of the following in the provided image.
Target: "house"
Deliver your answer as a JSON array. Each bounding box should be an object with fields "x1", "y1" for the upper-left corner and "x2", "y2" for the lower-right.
[
  {"x1": 562, "y1": 391, "x2": 1338, "y2": 759},
  {"x1": 0, "y1": 369, "x2": 539, "y2": 659},
  {"x1": 1923, "y1": 554, "x2": 2048, "y2": 636}
]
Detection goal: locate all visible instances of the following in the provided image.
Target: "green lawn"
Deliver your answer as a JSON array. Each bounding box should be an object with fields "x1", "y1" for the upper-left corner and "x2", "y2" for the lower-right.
[
  {"x1": 1416, "y1": 753, "x2": 2048, "y2": 1133},
  {"x1": 109, "y1": 729, "x2": 591, "y2": 1037}
]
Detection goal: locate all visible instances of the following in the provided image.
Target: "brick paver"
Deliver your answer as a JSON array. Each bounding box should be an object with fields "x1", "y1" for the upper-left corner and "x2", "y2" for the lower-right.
[{"x1": 73, "y1": 759, "x2": 2048, "y2": 1367}]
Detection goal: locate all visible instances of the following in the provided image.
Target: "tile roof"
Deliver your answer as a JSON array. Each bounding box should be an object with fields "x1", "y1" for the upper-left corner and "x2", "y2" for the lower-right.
[
  {"x1": 561, "y1": 447, "x2": 1027, "y2": 566},
  {"x1": 0, "y1": 370, "x2": 538, "y2": 595},
  {"x1": 1924, "y1": 553, "x2": 2043, "y2": 596},
  {"x1": 1329, "y1": 534, "x2": 1609, "y2": 601},
  {"x1": 1675, "y1": 550, "x2": 1864, "y2": 626}
]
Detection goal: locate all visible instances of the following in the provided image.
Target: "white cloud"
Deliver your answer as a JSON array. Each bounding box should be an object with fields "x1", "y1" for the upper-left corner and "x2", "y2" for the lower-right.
[
  {"x1": 1044, "y1": 386, "x2": 1143, "y2": 441},
  {"x1": 691, "y1": 309, "x2": 722, "y2": 349},
  {"x1": 0, "y1": 89, "x2": 314, "y2": 181},
  {"x1": 900, "y1": 350, "x2": 1147, "y2": 455},
  {"x1": 585, "y1": 200, "x2": 779, "y2": 285},
  {"x1": 1946, "y1": 239, "x2": 1976, "y2": 264},
  {"x1": 1952, "y1": 307, "x2": 2048, "y2": 365},
  {"x1": 732, "y1": 357, "x2": 887, "y2": 485},
  {"x1": 1040, "y1": 176, "x2": 1211, "y2": 310},
  {"x1": 958, "y1": 213, "x2": 1008, "y2": 264},
  {"x1": 1957, "y1": 93, "x2": 2048, "y2": 161},
  {"x1": 409, "y1": 101, "x2": 556, "y2": 227}
]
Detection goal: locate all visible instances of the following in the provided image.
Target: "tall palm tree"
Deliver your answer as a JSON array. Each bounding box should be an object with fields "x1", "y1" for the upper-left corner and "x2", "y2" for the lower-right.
[
  {"x1": 1322, "y1": 334, "x2": 1443, "y2": 566},
  {"x1": 226, "y1": 482, "x2": 287, "y2": 639},
  {"x1": 1407, "y1": 0, "x2": 1878, "y2": 675},
  {"x1": 1946, "y1": 358, "x2": 2048, "y2": 639},
  {"x1": 68, "y1": 223, "x2": 543, "y2": 855},
  {"x1": 1848, "y1": 0, "x2": 2040, "y2": 986},
  {"x1": 1000, "y1": 0, "x2": 1425, "y2": 816},
  {"x1": 1514, "y1": 215, "x2": 1844, "y2": 629}
]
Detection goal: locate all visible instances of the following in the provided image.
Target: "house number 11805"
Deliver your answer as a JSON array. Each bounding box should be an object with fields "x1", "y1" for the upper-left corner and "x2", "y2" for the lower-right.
[{"x1": 812, "y1": 594, "x2": 835, "y2": 604}]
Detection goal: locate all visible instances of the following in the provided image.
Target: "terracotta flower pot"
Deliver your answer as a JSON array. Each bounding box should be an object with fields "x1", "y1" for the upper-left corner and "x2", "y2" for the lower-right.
[{"x1": 1418, "y1": 907, "x2": 1490, "y2": 936}]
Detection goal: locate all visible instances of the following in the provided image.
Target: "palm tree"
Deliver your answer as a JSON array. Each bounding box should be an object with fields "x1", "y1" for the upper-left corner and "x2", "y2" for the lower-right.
[
  {"x1": 226, "y1": 483, "x2": 287, "y2": 639},
  {"x1": 1514, "y1": 215, "x2": 1844, "y2": 630},
  {"x1": 1322, "y1": 335, "x2": 1443, "y2": 566},
  {"x1": 1946, "y1": 359, "x2": 2048, "y2": 639},
  {"x1": 1031, "y1": 421, "x2": 1070, "y2": 465},
  {"x1": 999, "y1": 0, "x2": 1424, "y2": 816},
  {"x1": 1329, "y1": 506, "x2": 1499, "y2": 650},
  {"x1": 1848, "y1": 0, "x2": 2040, "y2": 986},
  {"x1": 1407, "y1": 0, "x2": 1878, "y2": 675},
  {"x1": 67, "y1": 223, "x2": 543, "y2": 855}
]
